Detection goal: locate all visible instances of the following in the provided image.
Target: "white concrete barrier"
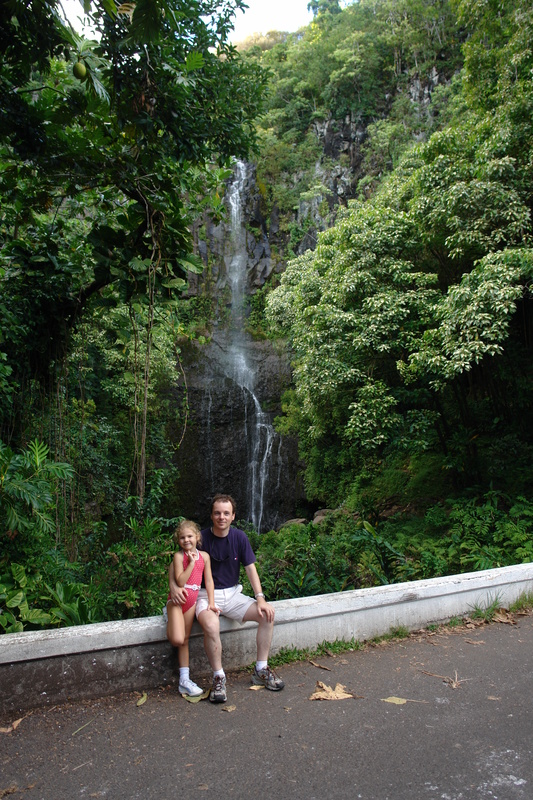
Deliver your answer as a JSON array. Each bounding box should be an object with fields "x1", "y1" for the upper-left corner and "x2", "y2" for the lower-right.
[{"x1": 1, "y1": 563, "x2": 532, "y2": 714}]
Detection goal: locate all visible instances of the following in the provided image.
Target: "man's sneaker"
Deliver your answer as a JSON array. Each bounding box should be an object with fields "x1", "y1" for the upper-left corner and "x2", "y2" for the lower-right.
[
  {"x1": 209, "y1": 674, "x2": 227, "y2": 703},
  {"x1": 251, "y1": 665, "x2": 285, "y2": 691},
  {"x1": 179, "y1": 678, "x2": 203, "y2": 697}
]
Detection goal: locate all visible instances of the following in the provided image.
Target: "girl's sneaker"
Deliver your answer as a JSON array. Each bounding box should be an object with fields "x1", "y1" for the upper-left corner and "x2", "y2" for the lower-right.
[{"x1": 179, "y1": 678, "x2": 203, "y2": 697}]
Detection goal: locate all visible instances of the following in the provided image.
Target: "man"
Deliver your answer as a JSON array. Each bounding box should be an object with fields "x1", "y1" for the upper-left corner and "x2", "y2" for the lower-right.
[{"x1": 169, "y1": 494, "x2": 284, "y2": 703}]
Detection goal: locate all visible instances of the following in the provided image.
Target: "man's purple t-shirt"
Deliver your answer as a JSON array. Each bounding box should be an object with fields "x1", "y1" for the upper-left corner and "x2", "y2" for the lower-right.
[{"x1": 200, "y1": 526, "x2": 256, "y2": 589}]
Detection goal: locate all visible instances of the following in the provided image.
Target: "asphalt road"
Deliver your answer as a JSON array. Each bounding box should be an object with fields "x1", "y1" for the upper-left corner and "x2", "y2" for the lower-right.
[{"x1": 2, "y1": 612, "x2": 533, "y2": 800}]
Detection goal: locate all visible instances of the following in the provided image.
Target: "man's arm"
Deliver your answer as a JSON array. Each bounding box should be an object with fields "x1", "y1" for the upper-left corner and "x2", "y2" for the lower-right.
[
  {"x1": 245, "y1": 562, "x2": 274, "y2": 622},
  {"x1": 168, "y1": 562, "x2": 188, "y2": 605}
]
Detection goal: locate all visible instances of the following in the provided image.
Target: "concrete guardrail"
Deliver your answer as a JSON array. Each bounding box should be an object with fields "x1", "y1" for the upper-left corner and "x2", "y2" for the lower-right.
[{"x1": 1, "y1": 563, "x2": 532, "y2": 715}]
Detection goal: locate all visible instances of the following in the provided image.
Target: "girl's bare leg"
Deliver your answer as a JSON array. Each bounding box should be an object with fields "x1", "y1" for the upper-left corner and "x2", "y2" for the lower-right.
[
  {"x1": 166, "y1": 601, "x2": 185, "y2": 648},
  {"x1": 177, "y1": 605, "x2": 197, "y2": 668}
]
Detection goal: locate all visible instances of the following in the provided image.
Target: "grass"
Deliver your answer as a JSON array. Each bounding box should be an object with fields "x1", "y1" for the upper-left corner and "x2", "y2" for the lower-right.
[
  {"x1": 368, "y1": 625, "x2": 410, "y2": 644},
  {"x1": 256, "y1": 594, "x2": 533, "y2": 671},
  {"x1": 266, "y1": 637, "x2": 364, "y2": 669},
  {"x1": 509, "y1": 591, "x2": 533, "y2": 613},
  {"x1": 469, "y1": 593, "x2": 503, "y2": 623},
  {"x1": 265, "y1": 627, "x2": 407, "y2": 670},
  {"x1": 447, "y1": 615, "x2": 463, "y2": 628}
]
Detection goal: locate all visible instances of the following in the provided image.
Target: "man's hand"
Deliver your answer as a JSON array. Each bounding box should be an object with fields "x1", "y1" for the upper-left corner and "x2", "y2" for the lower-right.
[
  {"x1": 169, "y1": 586, "x2": 188, "y2": 606},
  {"x1": 256, "y1": 595, "x2": 275, "y2": 622}
]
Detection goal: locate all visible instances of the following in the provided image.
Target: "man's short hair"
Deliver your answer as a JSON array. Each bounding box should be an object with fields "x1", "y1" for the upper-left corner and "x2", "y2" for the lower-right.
[{"x1": 211, "y1": 493, "x2": 237, "y2": 514}]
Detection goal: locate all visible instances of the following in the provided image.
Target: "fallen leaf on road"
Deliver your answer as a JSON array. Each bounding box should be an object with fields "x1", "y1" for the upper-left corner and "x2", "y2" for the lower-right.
[
  {"x1": 0, "y1": 712, "x2": 31, "y2": 735},
  {"x1": 222, "y1": 705, "x2": 237, "y2": 713},
  {"x1": 249, "y1": 685, "x2": 263, "y2": 691},
  {"x1": 493, "y1": 610, "x2": 516, "y2": 625},
  {"x1": 464, "y1": 639, "x2": 485, "y2": 645},
  {"x1": 0, "y1": 785, "x2": 19, "y2": 797},
  {"x1": 487, "y1": 696, "x2": 501, "y2": 701},
  {"x1": 309, "y1": 681, "x2": 354, "y2": 701},
  {"x1": 136, "y1": 693, "x2": 148, "y2": 707},
  {"x1": 381, "y1": 696, "x2": 428, "y2": 705},
  {"x1": 0, "y1": 718, "x2": 23, "y2": 734},
  {"x1": 182, "y1": 689, "x2": 210, "y2": 704},
  {"x1": 309, "y1": 660, "x2": 331, "y2": 671},
  {"x1": 464, "y1": 619, "x2": 484, "y2": 628}
]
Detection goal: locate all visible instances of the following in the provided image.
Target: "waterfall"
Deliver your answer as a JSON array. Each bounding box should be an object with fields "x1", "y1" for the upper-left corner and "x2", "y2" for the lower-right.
[
  {"x1": 221, "y1": 161, "x2": 281, "y2": 532},
  {"x1": 174, "y1": 160, "x2": 301, "y2": 532}
]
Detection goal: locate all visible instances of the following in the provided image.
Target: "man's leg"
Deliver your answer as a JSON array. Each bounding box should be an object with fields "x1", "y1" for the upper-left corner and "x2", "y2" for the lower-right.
[
  {"x1": 197, "y1": 608, "x2": 222, "y2": 671},
  {"x1": 242, "y1": 602, "x2": 284, "y2": 691},
  {"x1": 197, "y1": 608, "x2": 227, "y2": 703},
  {"x1": 242, "y1": 602, "x2": 274, "y2": 662}
]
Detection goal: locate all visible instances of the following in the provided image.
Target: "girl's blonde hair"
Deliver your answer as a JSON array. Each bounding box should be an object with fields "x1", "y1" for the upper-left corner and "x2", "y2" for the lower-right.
[{"x1": 173, "y1": 519, "x2": 202, "y2": 548}]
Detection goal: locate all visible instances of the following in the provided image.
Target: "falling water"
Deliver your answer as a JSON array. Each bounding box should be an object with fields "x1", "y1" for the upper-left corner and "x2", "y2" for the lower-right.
[
  {"x1": 175, "y1": 160, "x2": 297, "y2": 531},
  {"x1": 221, "y1": 161, "x2": 281, "y2": 532}
]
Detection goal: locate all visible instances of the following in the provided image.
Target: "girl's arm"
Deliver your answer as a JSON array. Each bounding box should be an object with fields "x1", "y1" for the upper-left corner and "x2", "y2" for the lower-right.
[
  {"x1": 201, "y1": 553, "x2": 219, "y2": 613},
  {"x1": 173, "y1": 551, "x2": 196, "y2": 588}
]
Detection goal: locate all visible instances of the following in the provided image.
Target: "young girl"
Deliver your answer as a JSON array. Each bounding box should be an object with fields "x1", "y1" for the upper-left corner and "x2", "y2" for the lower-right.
[{"x1": 166, "y1": 520, "x2": 218, "y2": 696}]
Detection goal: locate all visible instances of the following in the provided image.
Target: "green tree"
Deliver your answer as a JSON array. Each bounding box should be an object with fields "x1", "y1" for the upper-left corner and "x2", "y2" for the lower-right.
[
  {"x1": 266, "y1": 0, "x2": 533, "y2": 512},
  {"x1": 0, "y1": 0, "x2": 266, "y2": 502}
]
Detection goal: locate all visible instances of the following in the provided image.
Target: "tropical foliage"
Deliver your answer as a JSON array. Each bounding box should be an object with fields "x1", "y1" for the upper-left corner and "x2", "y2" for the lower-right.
[
  {"x1": 266, "y1": 0, "x2": 533, "y2": 538},
  {"x1": 0, "y1": 0, "x2": 266, "y2": 628},
  {"x1": 2, "y1": 0, "x2": 533, "y2": 630}
]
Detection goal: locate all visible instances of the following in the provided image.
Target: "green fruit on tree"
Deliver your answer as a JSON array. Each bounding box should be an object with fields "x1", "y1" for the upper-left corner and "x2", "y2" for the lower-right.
[{"x1": 73, "y1": 61, "x2": 87, "y2": 80}]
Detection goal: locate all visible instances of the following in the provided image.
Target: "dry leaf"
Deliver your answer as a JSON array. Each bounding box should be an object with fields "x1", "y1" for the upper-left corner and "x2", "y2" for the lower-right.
[
  {"x1": 222, "y1": 705, "x2": 237, "y2": 713},
  {"x1": 309, "y1": 659, "x2": 332, "y2": 671},
  {"x1": 0, "y1": 786, "x2": 19, "y2": 797},
  {"x1": 197, "y1": 785, "x2": 209, "y2": 791},
  {"x1": 0, "y1": 718, "x2": 22, "y2": 735},
  {"x1": 487, "y1": 696, "x2": 501, "y2": 701},
  {"x1": 382, "y1": 696, "x2": 407, "y2": 705},
  {"x1": 249, "y1": 685, "x2": 263, "y2": 691},
  {"x1": 136, "y1": 693, "x2": 148, "y2": 707},
  {"x1": 493, "y1": 611, "x2": 515, "y2": 625},
  {"x1": 182, "y1": 689, "x2": 210, "y2": 704},
  {"x1": 464, "y1": 639, "x2": 485, "y2": 645},
  {"x1": 309, "y1": 681, "x2": 354, "y2": 701},
  {"x1": 0, "y1": 714, "x2": 29, "y2": 735},
  {"x1": 381, "y1": 696, "x2": 428, "y2": 705}
]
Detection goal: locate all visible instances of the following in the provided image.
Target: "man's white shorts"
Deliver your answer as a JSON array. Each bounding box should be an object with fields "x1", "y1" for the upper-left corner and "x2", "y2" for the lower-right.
[{"x1": 195, "y1": 584, "x2": 254, "y2": 623}]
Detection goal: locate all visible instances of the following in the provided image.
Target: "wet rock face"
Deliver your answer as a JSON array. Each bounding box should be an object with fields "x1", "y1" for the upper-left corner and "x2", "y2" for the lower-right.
[
  {"x1": 197, "y1": 162, "x2": 275, "y2": 297},
  {"x1": 171, "y1": 336, "x2": 303, "y2": 532},
  {"x1": 174, "y1": 163, "x2": 305, "y2": 532}
]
